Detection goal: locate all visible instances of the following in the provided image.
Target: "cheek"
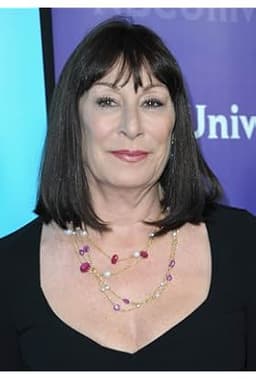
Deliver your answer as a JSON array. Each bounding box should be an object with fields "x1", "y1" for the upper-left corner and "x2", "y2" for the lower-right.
[
  {"x1": 149, "y1": 115, "x2": 174, "y2": 165},
  {"x1": 149, "y1": 105, "x2": 175, "y2": 140},
  {"x1": 81, "y1": 114, "x2": 112, "y2": 149},
  {"x1": 150, "y1": 118, "x2": 173, "y2": 147}
]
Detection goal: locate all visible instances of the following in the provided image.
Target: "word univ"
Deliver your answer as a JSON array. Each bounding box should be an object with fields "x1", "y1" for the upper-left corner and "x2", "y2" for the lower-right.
[{"x1": 194, "y1": 104, "x2": 256, "y2": 139}]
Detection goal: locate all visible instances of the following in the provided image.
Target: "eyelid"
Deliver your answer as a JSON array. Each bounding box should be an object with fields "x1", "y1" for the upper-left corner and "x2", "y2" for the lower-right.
[
  {"x1": 96, "y1": 95, "x2": 116, "y2": 101},
  {"x1": 95, "y1": 95, "x2": 119, "y2": 108},
  {"x1": 141, "y1": 97, "x2": 164, "y2": 107},
  {"x1": 143, "y1": 95, "x2": 163, "y2": 101},
  {"x1": 95, "y1": 94, "x2": 119, "y2": 101}
]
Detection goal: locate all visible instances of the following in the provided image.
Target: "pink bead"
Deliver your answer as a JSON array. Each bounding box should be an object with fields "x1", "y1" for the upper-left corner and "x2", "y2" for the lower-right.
[
  {"x1": 140, "y1": 250, "x2": 149, "y2": 258},
  {"x1": 169, "y1": 259, "x2": 175, "y2": 268},
  {"x1": 122, "y1": 298, "x2": 130, "y2": 304},
  {"x1": 80, "y1": 262, "x2": 91, "y2": 272},
  {"x1": 79, "y1": 245, "x2": 90, "y2": 255},
  {"x1": 166, "y1": 274, "x2": 173, "y2": 281},
  {"x1": 111, "y1": 254, "x2": 119, "y2": 264}
]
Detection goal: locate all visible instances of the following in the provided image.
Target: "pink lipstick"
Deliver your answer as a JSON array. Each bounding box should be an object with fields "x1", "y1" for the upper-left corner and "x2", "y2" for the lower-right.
[{"x1": 110, "y1": 150, "x2": 149, "y2": 162}]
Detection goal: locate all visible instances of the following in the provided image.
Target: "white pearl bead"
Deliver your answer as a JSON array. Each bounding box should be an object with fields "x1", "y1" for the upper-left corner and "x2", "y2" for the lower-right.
[
  {"x1": 149, "y1": 232, "x2": 155, "y2": 237},
  {"x1": 160, "y1": 281, "x2": 165, "y2": 287},
  {"x1": 155, "y1": 292, "x2": 160, "y2": 298},
  {"x1": 103, "y1": 271, "x2": 111, "y2": 278},
  {"x1": 133, "y1": 251, "x2": 140, "y2": 258},
  {"x1": 64, "y1": 229, "x2": 73, "y2": 235}
]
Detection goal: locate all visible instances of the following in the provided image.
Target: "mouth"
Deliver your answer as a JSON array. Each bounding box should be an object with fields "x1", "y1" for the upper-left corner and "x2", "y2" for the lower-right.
[{"x1": 110, "y1": 150, "x2": 149, "y2": 163}]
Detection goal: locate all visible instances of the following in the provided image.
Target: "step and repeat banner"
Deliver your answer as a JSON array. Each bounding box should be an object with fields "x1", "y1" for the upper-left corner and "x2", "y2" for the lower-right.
[
  {"x1": 0, "y1": 8, "x2": 47, "y2": 237},
  {"x1": 1, "y1": 8, "x2": 255, "y2": 237},
  {"x1": 51, "y1": 8, "x2": 256, "y2": 215}
]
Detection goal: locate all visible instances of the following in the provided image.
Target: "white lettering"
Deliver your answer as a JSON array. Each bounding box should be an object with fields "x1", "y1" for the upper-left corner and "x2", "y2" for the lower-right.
[
  {"x1": 129, "y1": 8, "x2": 151, "y2": 17},
  {"x1": 95, "y1": 8, "x2": 255, "y2": 23},
  {"x1": 208, "y1": 8, "x2": 228, "y2": 22},
  {"x1": 194, "y1": 105, "x2": 206, "y2": 139},
  {"x1": 242, "y1": 8, "x2": 255, "y2": 22},
  {"x1": 208, "y1": 115, "x2": 229, "y2": 139},
  {"x1": 230, "y1": 9, "x2": 239, "y2": 23},
  {"x1": 230, "y1": 104, "x2": 240, "y2": 139},
  {"x1": 181, "y1": 8, "x2": 204, "y2": 21},
  {"x1": 194, "y1": 104, "x2": 256, "y2": 140},
  {"x1": 239, "y1": 115, "x2": 256, "y2": 139},
  {"x1": 155, "y1": 8, "x2": 177, "y2": 20}
]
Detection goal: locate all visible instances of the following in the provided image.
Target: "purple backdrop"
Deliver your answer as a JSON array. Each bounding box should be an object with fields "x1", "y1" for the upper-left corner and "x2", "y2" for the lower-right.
[{"x1": 51, "y1": 8, "x2": 256, "y2": 215}]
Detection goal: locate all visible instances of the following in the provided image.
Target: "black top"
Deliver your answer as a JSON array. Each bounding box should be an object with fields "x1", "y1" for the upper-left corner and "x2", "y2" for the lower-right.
[{"x1": 0, "y1": 203, "x2": 255, "y2": 371}]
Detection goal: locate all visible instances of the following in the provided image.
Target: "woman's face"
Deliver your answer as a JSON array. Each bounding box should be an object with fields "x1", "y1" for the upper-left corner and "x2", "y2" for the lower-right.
[{"x1": 78, "y1": 65, "x2": 176, "y2": 192}]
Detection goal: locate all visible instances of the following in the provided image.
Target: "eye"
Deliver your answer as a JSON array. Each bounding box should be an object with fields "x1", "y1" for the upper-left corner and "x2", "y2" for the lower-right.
[
  {"x1": 96, "y1": 96, "x2": 118, "y2": 108},
  {"x1": 142, "y1": 98, "x2": 164, "y2": 108}
]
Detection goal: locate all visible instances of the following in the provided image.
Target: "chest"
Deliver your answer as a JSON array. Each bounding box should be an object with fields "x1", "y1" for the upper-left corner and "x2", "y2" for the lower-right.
[{"x1": 40, "y1": 223, "x2": 212, "y2": 354}]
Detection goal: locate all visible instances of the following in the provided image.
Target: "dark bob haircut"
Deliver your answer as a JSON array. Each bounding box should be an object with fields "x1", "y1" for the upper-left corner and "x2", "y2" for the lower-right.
[{"x1": 35, "y1": 16, "x2": 222, "y2": 236}]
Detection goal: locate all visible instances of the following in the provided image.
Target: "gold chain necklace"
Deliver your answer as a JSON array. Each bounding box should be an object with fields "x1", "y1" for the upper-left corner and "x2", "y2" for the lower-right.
[
  {"x1": 68, "y1": 227, "x2": 178, "y2": 312},
  {"x1": 84, "y1": 229, "x2": 155, "y2": 263},
  {"x1": 71, "y1": 228, "x2": 156, "y2": 277},
  {"x1": 64, "y1": 228, "x2": 155, "y2": 277}
]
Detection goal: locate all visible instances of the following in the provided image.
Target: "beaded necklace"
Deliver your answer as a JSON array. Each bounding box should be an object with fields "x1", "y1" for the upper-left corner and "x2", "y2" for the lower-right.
[{"x1": 65, "y1": 226, "x2": 178, "y2": 312}]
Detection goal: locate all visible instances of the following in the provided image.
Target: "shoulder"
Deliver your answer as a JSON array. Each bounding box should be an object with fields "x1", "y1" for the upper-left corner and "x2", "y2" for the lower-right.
[
  {"x1": 205, "y1": 203, "x2": 256, "y2": 294},
  {"x1": 0, "y1": 217, "x2": 43, "y2": 255},
  {"x1": 0, "y1": 217, "x2": 44, "y2": 296},
  {"x1": 204, "y1": 203, "x2": 256, "y2": 274},
  {"x1": 204, "y1": 202, "x2": 255, "y2": 260},
  {"x1": 205, "y1": 202, "x2": 255, "y2": 232}
]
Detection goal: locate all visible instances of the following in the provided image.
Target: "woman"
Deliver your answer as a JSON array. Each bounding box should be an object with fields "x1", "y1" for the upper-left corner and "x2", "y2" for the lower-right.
[{"x1": 0, "y1": 17, "x2": 255, "y2": 371}]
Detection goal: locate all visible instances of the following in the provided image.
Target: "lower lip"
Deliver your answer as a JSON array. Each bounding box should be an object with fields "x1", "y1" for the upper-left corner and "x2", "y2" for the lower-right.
[{"x1": 111, "y1": 152, "x2": 149, "y2": 162}]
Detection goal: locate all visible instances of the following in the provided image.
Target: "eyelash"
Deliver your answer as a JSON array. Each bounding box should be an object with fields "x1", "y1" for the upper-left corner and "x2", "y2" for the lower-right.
[
  {"x1": 143, "y1": 98, "x2": 164, "y2": 108},
  {"x1": 95, "y1": 96, "x2": 164, "y2": 109},
  {"x1": 96, "y1": 96, "x2": 116, "y2": 108}
]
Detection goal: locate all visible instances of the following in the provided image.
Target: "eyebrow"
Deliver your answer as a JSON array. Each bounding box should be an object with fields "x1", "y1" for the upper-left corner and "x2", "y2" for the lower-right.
[{"x1": 93, "y1": 82, "x2": 167, "y2": 91}]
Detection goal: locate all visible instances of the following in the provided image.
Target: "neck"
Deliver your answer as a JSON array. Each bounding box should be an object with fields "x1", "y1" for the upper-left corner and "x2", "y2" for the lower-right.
[{"x1": 89, "y1": 183, "x2": 163, "y2": 234}]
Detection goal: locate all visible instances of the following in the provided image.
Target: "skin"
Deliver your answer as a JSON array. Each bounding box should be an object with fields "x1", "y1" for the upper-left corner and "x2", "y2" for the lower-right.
[
  {"x1": 78, "y1": 64, "x2": 176, "y2": 241},
  {"x1": 40, "y1": 65, "x2": 211, "y2": 354}
]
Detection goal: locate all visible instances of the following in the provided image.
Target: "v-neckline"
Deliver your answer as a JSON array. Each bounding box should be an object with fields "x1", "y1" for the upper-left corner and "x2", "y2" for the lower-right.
[{"x1": 35, "y1": 214, "x2": 218, "y2": 355}]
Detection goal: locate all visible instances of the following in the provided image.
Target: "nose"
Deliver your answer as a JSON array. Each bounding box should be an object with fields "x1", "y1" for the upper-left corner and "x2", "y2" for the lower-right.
[{"x1": 119, "y1": 105, "x2": 143, "y2": 140}]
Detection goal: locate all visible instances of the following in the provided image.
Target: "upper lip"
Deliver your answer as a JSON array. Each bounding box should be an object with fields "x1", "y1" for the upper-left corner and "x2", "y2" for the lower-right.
[{"x1": 111, "y1": 150, "x2": 149, "y2": 156}]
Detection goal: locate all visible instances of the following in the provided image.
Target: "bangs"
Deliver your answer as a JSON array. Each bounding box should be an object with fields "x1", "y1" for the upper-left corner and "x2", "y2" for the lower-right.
[
  {"x1": 77, "y1": 24, "x2": 182, "y2": 97},
  {"x1": 96, "y1": 55, "x2": 155, "y2": 92}
]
